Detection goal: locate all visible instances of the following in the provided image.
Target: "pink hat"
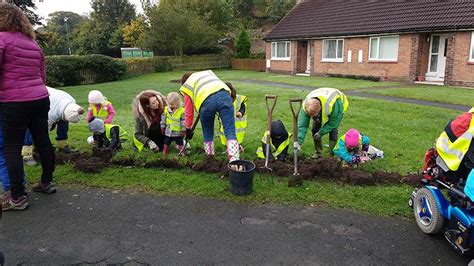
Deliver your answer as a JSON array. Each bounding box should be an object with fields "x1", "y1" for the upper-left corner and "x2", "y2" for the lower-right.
[
  {"x1": 345, "y1": 128, "x2": 360, "y2": 148},
  {"x1": 88, "y1": 90, "x2": 105, "y2": 105}
]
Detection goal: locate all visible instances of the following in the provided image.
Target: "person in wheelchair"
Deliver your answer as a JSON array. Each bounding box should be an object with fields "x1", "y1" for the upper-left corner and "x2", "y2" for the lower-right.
[{"x1": 433, "y1": 108, "x2": 474, "y2": 186}]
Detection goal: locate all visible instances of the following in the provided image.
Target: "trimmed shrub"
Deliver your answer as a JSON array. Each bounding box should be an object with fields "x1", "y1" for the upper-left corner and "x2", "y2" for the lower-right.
[
  {"x1": 235, "y1": 29, "x2": 251, "y2": 59},
  {"x1": 45, "y1": 54, "x2": 127, "y2": 87}
]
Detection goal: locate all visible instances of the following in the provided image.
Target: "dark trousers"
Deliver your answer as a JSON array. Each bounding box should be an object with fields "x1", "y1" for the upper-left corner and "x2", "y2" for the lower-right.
[
  {"x1": 148, "y1": 123, "x2": 165, "y2": 150},
  {"x1": 24, "y1": 120, "x2": 69, "y2": 145},
  {"x1": 312, "y1": 117, "x2": 338, "y2": 141},
  {"x1": 0, "y1": 98, "x2": 55, "y2": 198},
  {"x1": 164, "y1": 136, "x2": 184, "y2": 146}
]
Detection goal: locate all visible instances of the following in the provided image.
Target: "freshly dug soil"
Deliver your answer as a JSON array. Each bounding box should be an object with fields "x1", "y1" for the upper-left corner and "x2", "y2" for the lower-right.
[
  {"x1": 401, "y1": 174, "x2": 424, "y2": 187},
  {"x1": 73, "y1": 159, "x2": 107, "y2": 173},
  {"x1": 111, "y1": 156, "x2": 138, "y2": 167},
  {"x1": 192, "y1": 157, "x2": 227, "y2": 175},
  {"x1": 55, "y1": 152, "x2": 89, "y2": 165},
  {"x1": 92, "y1": 147, "x2": 115, "y2": 163},
  {"x1": 372, "y1": 171, "x2": 403, "y2": 185}
]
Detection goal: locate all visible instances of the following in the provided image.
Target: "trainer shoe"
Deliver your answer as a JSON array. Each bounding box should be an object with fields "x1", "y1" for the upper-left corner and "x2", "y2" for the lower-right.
[
  {"x1": 0, "y1": 191, "x2": 10, "y2": 201},
  {"x1": 2, "y1": 194, "x2": 28, "y2": 211},
  {"x1": 32, "y1": 182, "x2": 57, "y2": 194}
]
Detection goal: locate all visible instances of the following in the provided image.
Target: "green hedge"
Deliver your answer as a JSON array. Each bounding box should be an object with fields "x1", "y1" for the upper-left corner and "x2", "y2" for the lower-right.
[{"x1": 45, "y1": 54, "x2": 128, "y2": 87}]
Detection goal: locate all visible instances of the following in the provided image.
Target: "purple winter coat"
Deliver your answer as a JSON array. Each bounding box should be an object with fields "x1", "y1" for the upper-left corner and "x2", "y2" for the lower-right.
[{"x1": 0, "y1": 31, "x2": 48, "y2": 103}]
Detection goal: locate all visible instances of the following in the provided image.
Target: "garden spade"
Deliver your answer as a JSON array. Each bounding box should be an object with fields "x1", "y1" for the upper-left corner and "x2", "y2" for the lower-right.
[
  {"x1": 289, "y1": 98, "x2": 302, "y2": 175},
  {"x1": 178, "y1": 114, "x2": 200, "y2": 156},
  {"x1": 262, "y1": 95, "x2": 277, "y2": 172}
]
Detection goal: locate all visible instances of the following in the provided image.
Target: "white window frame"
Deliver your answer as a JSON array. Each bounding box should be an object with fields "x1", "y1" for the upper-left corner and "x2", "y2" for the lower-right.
[
  {"x1": 321, "y1": 39, "x2": 344, "y2": 62},
  {"x1": 369, "y1": 35, "x2": 399, "y2": 62},
  {"x1": 271, "y1": 41, "x2": 291, "y2": 60},
  {"x1": 469, "y1": 32, "x2": 474, "y2": 62}
]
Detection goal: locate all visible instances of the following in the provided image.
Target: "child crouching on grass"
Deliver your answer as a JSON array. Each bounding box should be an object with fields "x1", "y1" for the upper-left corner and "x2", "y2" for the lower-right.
[{"x1": 161, "y1": 92, "x2": 186, "y2": 156}]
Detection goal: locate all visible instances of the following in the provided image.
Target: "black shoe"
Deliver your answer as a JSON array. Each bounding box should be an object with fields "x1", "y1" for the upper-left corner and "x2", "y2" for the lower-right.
[
  {"x1": 58, "y1": 146, "x2": 79, "y2": 154},
  {"x1": 32, "y1": 182, "x2": 57, "y2": 194}
]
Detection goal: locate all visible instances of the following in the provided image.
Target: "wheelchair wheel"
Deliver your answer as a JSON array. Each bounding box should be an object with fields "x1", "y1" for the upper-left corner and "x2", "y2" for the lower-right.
[{"x1": 414, "y1": 187, "x2": 444, "y2": 234}]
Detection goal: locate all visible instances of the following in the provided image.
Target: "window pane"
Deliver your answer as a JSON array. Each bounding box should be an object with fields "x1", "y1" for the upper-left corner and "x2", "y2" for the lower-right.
[
  {"x1": 286, "y1": 42, "x2": 290, "y2": 57},
  {"x1": 370, "y1": 38, "x2": 378, "y2": 59},
  {"x1": 271, "y1": 43, "x2": 275, "y2": 57},
  {"x1": 379, "y1": 36, "x2": 398, "y2": 59},
  {"x1": 323, "y1": 40, "x2": 337, "y2": 59},
  {"x1": 431, "y1": 36, "x2": 440, "y2": 53},
  {"x1": 277, "y1": 42, "x2": 286, "y2": 57},
  {"x1": 471, "y1": 34, "x2": 474, "y2": 60},
  {"x1": 430, "y1": 55, "x2": 438, "y2": 72},
  {"x1": 337, "y1": 40, "x2": 343, "y2": 59}
]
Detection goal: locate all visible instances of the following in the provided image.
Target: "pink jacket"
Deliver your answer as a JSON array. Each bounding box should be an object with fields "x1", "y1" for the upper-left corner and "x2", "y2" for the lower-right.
[
  {"x1": 86, "y1": 103, "x2": 116, "y2": 124},
  {"x1": 0, "y1": 31, "x2": 48, "y2": 103}
]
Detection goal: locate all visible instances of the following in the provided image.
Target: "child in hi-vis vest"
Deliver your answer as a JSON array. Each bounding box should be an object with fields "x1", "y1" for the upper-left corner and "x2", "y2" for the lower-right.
[
  {"x1": 161, "y1": 92, "x2": 186, "y2": 155},
  {"x1": 87, "y1": 90, "x2": 115, "y2": 124}
]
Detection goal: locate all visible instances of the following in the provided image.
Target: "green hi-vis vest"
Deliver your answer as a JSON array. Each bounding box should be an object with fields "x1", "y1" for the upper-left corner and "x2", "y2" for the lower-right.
[
  {"x1": 436, "y1": 109, "x2": 474, "y2": 171},
  {"x1": 90, "y1": 100, "x2": 113, "y2": 120},
  {"x1": 105, "y1": 124, "x2": 128, "y2": 142},
  {"x1": 165, "y1": 107, "x2": 185, "y2": 132},
  {"x1": 219, "y1": 94, "x2": 248, "y2": 145},
  {"x1": 179, "y1": 70, "x2": 230, "y2": 111},
  {"x1": 256, "y1": 131, "x2": 292, "y2": 159},
  {"x1": 303, "y1": 88, "x2": 348, "y2": 124}
]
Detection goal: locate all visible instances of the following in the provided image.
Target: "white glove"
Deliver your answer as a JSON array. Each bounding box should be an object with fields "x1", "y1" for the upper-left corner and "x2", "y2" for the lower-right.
[{"x1": 148, "y1": 140, "x2": 159, "y2": 151}]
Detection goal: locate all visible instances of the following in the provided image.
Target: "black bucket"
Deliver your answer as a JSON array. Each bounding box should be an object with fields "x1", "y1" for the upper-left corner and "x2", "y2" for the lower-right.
[{"x1": 228, "y1": 160, "x2": 255, "y2": 196}]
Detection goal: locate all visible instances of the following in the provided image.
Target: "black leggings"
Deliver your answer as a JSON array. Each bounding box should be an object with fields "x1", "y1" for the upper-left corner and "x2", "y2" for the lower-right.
[
  {"x1": 148, "y1": 123, "x2": 165, "y2": 150},
  {"x1": 1, "y1": 98, "x2": 55, "y2": 198}
]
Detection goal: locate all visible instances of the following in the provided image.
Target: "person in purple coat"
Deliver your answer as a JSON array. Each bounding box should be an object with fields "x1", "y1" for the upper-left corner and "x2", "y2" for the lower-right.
[{"x1": 0, "y1": 4, "x2": 57, "y2": 211}]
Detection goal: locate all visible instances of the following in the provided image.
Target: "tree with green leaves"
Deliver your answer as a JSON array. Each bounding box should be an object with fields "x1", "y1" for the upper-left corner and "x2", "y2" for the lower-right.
[
  {"x1": 143, "y1": 4, "x2": 220, "y2": 56},
  {"x1": 39, "y1": 12, "x2": 85, "y2": 55},
  {"x1": 13, "y1": 0, "x2": 41, "y2": 26},
  {"x1": 235, "y1": 29, "x2": 251, "y2": 58},
  {"x1": 265, "y1": 0, "x2": 296, "y2": 22},
  {"x1": 73, "y1": 0, "x2": 136, "y2": 57}
]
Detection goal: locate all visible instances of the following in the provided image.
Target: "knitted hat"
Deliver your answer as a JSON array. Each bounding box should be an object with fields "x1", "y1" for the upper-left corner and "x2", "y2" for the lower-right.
[
  {"x1": 88, "y1": 90, "x2": 105, "y2": 105},
  {"x1": 64, "y1": 103, "x2": 84, "y2": 123},
  {"x1": 88, "y1": 118, "x2": 105, "y2": 133},
  {"x1": 345, "y1": 128, "x2": 360, "y2": 148}
]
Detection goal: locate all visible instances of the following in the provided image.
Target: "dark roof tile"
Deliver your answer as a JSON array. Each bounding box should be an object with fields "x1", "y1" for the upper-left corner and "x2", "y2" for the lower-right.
[{"x1": 265, "y1": 1, "x2": 474, "y2": 40}]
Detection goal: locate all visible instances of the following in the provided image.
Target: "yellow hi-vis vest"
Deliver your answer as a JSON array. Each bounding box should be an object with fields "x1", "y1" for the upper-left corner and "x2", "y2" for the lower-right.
[
  {"x1": 105, "y1": 124, "x2": 128, "y2": 142},
  {"x1": 303, "y1": 88, "x2": 348, "y2": 124},
  {"x1": 164, "y1": 107, "x2": 185, "y2": 132},
  {"x1": 219, "y1": 94, "x2": 248, "y2": 145},
  {"x1": 179, "y1": 70, "x2": 230, "y2": 111},
  {"x1": 436, "y1": 109, "x2": 474, "y2": 171},
  {"x1": 256, "y1": 132, "x2": 292, "y2": 159},
  {"x1": 90, "y1": 100, "x2": 113, "y2": 121}
]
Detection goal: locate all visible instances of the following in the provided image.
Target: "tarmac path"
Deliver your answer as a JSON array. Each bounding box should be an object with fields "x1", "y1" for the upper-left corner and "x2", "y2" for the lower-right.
[{"x1": 1, "y1": 187, "x2": 470, "y2": 265}]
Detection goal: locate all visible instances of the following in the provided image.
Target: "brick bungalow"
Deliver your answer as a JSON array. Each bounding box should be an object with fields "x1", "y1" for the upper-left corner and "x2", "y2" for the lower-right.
[{"x1": 264, "y1": 1, "x2": 474, "y2": 87}]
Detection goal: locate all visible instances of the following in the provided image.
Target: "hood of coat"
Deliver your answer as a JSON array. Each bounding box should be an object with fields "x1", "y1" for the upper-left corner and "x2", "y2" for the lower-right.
[{"x1": 132, "y1": 90, "x2": 166, "y2": 127}]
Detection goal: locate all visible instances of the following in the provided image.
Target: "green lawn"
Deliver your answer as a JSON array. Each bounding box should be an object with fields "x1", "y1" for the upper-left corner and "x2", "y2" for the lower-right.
[
  {"x1": 24, "y1": 70, "x2": 464, "y2": 217},
  {"x1": 359, "y1": 85, "x2": 474, "y2": 106}
]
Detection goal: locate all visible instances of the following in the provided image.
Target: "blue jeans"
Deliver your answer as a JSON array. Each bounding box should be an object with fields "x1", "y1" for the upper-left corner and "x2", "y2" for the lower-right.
[{"x1": 199, "y1": 90, "x2": 236, "y2": 142}]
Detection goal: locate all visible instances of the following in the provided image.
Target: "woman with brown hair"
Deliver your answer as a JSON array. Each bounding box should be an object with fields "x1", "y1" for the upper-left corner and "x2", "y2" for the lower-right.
[
  {"x1": 132, "y1": 90, "x2": 167, "y2": 152},
  {"x1": 0, "y1": 4, "x2": 57, "y2": 211}
]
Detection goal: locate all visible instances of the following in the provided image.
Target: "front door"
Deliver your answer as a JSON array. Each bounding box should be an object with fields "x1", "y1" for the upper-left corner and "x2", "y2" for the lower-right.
[
  {"x1": 306, "y1": 41, "x2": 312, "y2": 73},
  {"x1": 426, "y1": 34, "x2": 448, "y2": 82}
]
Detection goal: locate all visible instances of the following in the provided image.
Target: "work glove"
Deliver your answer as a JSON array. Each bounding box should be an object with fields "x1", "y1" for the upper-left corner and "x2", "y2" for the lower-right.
[
  {"x1": 313, "y1": 132, "x2": 321, "y2": 141},
  {"x1": 186, "y1": 128, "x2": 194, "y2": 140},
  {"x1": 147, "y1": 140, "x2": 159, "y2": 152},
  {"x1": 351, "y1": 156, "x2": 361, "y2": 164}
]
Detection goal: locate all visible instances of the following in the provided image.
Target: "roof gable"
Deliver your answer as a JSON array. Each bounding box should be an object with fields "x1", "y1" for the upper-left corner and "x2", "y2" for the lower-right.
[{"x1": 265, "y1": 1, "x2": 474, "y2": 40}]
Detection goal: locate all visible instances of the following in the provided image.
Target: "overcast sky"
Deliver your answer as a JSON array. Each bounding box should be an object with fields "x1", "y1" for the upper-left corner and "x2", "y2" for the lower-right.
[{"x1": 35, "y1": 0, "x2": 144, "y2": 23}]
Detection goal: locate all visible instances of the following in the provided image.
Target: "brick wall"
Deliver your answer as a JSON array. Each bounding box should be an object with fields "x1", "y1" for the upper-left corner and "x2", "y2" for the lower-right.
[
  {"x1": 265, "y1": 41, "x2": 296, "y2": 74},
  {"x1": 311, "y1": 34, "x2": 413, "y2": 81},
  {"x1": 447, "y1": 31, "x2": 474, "y2": 87}
]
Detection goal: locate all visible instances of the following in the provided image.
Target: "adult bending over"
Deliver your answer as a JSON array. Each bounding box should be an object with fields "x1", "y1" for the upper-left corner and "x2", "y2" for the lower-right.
[
  {"x1": 0, "y1": 4, "x2": 56, "y2": 211},
  {"x1": 180, "y1": 70, "x2": 239, "y2": 161},
  {"x1": 132, "y1": 90, "x2": 167, "y2": 152}
]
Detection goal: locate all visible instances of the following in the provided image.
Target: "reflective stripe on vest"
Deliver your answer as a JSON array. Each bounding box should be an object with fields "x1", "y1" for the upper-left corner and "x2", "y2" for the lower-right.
[
  {"x1": 105, "y1": 124, "x2": 128, "y2": 142},
  {"x1": 256, "y1": 132, "x2": 292, "y2": 159},
  {"x1": 436, "y1": 111, "x2": 474, "y2": 171},
  {"x1": 303, "y1": 88, "x2": 348, "y2": 124},
  {"x1": 219, "y1": 95, "x2": 248, "y2": 144},
  {"x1": 179, "y1": 70, "x2": 230, "y2": 111},
  {"x1": 90, "y1": 100, "x2": 112, "y2": 120},
  {"x1": 165, "y1": 107, "x2": 184, "y2": 132}
]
